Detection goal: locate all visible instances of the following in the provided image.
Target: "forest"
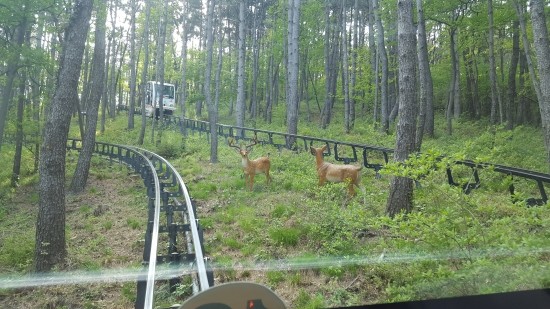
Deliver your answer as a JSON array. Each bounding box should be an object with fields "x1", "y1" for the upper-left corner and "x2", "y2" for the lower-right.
[{"x1": 2, "y1": 0, "x2": 550, "y2": 308}]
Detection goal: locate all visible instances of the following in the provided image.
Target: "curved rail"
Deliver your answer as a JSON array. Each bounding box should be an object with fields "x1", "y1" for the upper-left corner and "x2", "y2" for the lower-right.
[
  {"x1": 165, "y1": 116, "x2": 550, "y2": 206},
  {"x1": 66, "y1": 139, "x2": 212, "y2": 309}
]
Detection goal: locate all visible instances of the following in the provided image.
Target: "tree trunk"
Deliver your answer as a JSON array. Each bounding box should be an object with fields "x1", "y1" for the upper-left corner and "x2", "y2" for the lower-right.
[
  {"x1": 236, "y1": 0, "x2": 246, "y2": 136},
  {"x1": 488, "y1": 0, "x2": 502, "y2": 125},
  {"x1": 70, "y1": 0, "x2": 107, "y2": 194},
  {"x1": 386, "y1": 0, "x2": 417, "y2": 217},
  {"x1": 373, "y1": 0, "x2": 389, "y2": 133},
  {"x1": 35, "y1": 0, "x2": 93, "y2": 272},
  {"x1": 286, "y1": 0, "x2": 300, "y2": 147},
  {"x1": 11, "y1": 69, "x2": 26, "y2": 187},
  {"x1": 128, "y1": 0, "x2": 137, "y2": 129},
  {"x1": 205, "y1": 0, "x2": 218, "y2": 163},
  {"x1": 415, "y1": 0, "x2": 434, "y2": 149},
  {"x1": 138, "y1": 0, "x2": 151, "y2": 145},
  {"x1": 529, "y1": 0, "x2": 550, "y2": 170},
  {"x1": 180, "y1": 1, "x2": 188, "y2": 126},
  {"x1": 342, "y1": 0, "x2": 351, "y2": 133},
  {"x1": 507, "y1": 20, "x2": 520, "y2": 130},
  {"x1": 367, "y1": 0, "x2": 377, "y2": 121}
]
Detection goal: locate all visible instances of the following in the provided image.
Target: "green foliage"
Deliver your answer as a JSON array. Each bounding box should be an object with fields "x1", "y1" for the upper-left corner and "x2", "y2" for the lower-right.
[
  {"x1": 266, "y1": 270, "x2": 286, "y2": 286},
  {"x1": 126, "y1": 218, "x2": 141, "y2": 229},
  {"x1": 295, "y1": 290, "x2": 325, "y2": 309},
  {"x1": 269, "y1": 227, "x2": 301, "y2": 247},
  {"x1": 0, "y1": 233, "x2": 34, "y2": 271}
]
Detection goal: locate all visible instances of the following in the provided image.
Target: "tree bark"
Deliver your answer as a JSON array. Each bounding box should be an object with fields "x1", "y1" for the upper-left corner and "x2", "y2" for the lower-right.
[
  {"x1": 386, "y1": 0, "x2": 417, "y2": 217},
  {"x1": 35, "y1": 0, "x2": 93, "y2": 272}
]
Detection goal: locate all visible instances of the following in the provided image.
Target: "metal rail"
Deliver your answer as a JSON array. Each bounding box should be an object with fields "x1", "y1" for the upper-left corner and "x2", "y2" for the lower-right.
[
  {"x1": 165, "y1": 116, "x2": 550, "y2": 206},
  {"x1": 66, "y1": 139, "x2": 212, "y2": 309}
]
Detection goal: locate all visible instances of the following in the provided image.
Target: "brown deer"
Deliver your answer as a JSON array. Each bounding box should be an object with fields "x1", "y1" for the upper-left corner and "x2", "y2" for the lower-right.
[
  {"x1": 310, "y1": 144, "x2": 363, "y2": 196},
  {"x1": 229, "y1": 136, "x2": 271, "y2": 191}
]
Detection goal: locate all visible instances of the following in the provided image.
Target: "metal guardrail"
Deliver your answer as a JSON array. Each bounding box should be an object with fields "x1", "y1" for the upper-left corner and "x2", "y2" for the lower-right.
[
  {"x1": 164, "y1": 116, "x2": 549, "y2": 206},
  {"x1": 66, "y1": 139, "x2": 212, "y2": 309}
]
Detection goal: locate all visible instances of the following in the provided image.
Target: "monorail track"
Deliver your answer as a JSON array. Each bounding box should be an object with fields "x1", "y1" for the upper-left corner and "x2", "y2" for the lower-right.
[{"x1": 66, "y1": 139, "x2": 213, "y2": 309}]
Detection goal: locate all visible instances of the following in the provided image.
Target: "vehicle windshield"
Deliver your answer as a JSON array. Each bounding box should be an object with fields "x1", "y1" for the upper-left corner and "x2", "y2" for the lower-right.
[{"x1": 155, "y1": 84, "x2": 174, "y2": 99}]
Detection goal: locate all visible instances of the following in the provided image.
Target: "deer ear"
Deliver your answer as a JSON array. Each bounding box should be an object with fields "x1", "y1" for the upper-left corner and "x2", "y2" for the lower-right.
[
  {"x1": 321, "y1": 145, "x2": 328, "y2": 152},
  {"x1": 310, "y1": 147, "x2": 316, "y2": 155}
]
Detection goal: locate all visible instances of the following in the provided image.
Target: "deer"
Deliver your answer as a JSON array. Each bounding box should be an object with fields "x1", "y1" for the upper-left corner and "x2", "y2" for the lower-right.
[
  {"x1": 310, "y1": 144, "x2": 364, "y2": 196},
  {"x1": 229, "y1": 136, "x2": 271, "y2": 191}
]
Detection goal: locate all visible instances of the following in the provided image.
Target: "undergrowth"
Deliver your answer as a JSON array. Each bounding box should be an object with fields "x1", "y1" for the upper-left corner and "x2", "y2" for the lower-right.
[{"x1": 1, "y1": 111, "x2": 549, "y2": 308}]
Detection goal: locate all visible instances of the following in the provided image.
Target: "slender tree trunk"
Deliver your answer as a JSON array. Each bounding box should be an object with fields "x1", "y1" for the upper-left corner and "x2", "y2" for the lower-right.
[
  {"x1": 128, "y1": 0, "x2": 137, "y2": 129},
  {"x1": 286, "y1": 0, "x2": 300, "y2": 147},
  {"x1": 180, "y1": 2, "x2": 188, "y2": 125},
  {"x1": 138, "y1": 0, "x2": 151, "y2": 145},
  {"x1": 367, "y1": 0, "x2": 377, "y2": 121},
  {"x1": 415, "y1": 0, "x2": 434, "y2": 149},
  {"x1": 35, "y1": 0, "x2": 93, "y2": 272},
  {"x1": 387, "y1": 0, "x2": 417, "y2": 217},
  {"x1": 488, "y1": 0, "x2": 502, "y2": 125},
  {"x1": 70, "y1": 0, "x2": 107, "y2": 194},
  {"x1": 343, "y1": 0, "x2": 351, "y2": 133},
  {"x1": 11, "y1": 70, "x2": 26, "y2": 187},
  {"x1": 507, "y1": 20, "x2": 520, "y2": 130},
  {"x1": 236, "y1": 0, "x2": 246, "y2": 136},
  {"x1": 205, "y1": 0, "x2": 218, "y2": 163},
  {"x1": 373, "y1": 0, "x2": 389, "y2": 133}
]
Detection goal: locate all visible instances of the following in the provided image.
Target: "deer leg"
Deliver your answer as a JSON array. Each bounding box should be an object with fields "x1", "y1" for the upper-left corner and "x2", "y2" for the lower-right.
[
  {"x1": 265, "y1": 170, "x2": 271, "y2": 185},
  {"x1": 249, "y1": 173, "x2": 255, "y2": 191}
]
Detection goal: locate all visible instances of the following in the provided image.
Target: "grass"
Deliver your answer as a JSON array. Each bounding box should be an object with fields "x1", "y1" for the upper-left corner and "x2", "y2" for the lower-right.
[{"x1": 1, "y1": 107, "x2": 550, "y2": 308}]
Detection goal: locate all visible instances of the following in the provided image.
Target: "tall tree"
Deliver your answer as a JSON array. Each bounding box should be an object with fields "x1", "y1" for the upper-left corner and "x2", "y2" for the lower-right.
[
  {"x1": 286, "y1": 0, "x2": 300, "y2": 147},
  {"x1": 386, "y1": 0, "x2": 417, "y2": 217},
  {"x1": 70, "y1": 0, "x2": 107, "y2": 194},
  {"x1": 529, "y1": 0, "x2": 550, "y2": 170},
  {"x1": 34, "y1": 0, "x2": 93, "y2": 272}
]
